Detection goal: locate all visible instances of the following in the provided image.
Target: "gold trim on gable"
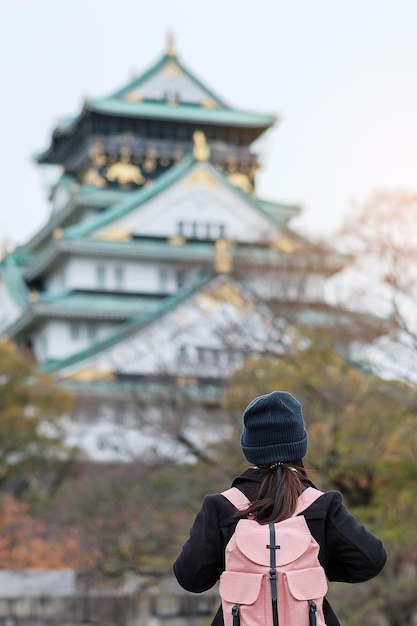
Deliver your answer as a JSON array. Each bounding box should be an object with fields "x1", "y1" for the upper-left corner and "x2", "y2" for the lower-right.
[
  {"x1": 210, "y1": 281, "x2": 246, "y2": 314},
  {"x1": 162, "y1": 60, "x2": 182, "y2": 76},
  {"x1": 228, "y1": 172, "x2": 253, "y2": 194},
  {"x1": 64, "y1": 365, "x2": 115, "y2": 382},
  {"x1": 124, "y1": 91, "x2": 143, "y2": 102},
  {"x1": 202, "y1": 99, "x2": 218, "y2": 109},
  {"x1": 169, "y1": 235, "x2": 186, "y2": 245},
  {"x1": 185, "y1": 168, "x2": 218, "y2": 189},
  {"x1": 215, "y1": 239, "x2": 232, "y2": 274},
  {"x1": 270, "y1": 236, "x2": 299, "y2": 253},
  {"x1": 176, "y1": 377, "x2": 198, "y2": 387},
  {"x1": 197, "y1": 281, "x2": 246, "y2": 315},
  {"x1": 97, "y1": 225, "x2": 132, "y2": 241}
]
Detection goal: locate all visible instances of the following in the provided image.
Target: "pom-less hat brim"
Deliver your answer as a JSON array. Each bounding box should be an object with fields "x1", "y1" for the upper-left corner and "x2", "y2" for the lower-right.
[{"x1": 241, "y1": 433, "x2": 308, "y2": 465}]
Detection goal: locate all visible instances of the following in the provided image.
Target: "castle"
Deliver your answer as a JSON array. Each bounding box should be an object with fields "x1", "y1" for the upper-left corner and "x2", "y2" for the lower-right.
[{"x1": 0, "y1": 40, "x2": 346, "y2": 458}]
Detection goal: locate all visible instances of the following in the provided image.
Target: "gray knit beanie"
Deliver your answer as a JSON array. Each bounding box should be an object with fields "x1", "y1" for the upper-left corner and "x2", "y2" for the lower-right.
[{"x1": 240, "y1": 390, "x2": 308, "y2": 465}]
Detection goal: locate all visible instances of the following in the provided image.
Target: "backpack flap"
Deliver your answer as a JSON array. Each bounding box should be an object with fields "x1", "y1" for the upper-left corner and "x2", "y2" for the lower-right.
[
  {"x1": 284, "y1": 566, "x2": 328, "y2": 600},
  {"x1": 219, "y1": 571, "x2": 264, "y2": 605},
  {"x1": 234, "y1": 517, "x2": 311, "y2": 566}
]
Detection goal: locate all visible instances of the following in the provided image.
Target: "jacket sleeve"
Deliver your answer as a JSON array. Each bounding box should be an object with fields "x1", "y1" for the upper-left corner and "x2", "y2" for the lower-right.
[
  {"x1": 173, "y1": 494, "x2": 232, "y2": 593},
  {"x1": 324, "y1": 491, "x2": 387, "y2": 583}
]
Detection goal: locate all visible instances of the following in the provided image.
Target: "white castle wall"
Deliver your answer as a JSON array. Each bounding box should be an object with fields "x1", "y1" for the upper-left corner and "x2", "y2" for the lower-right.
[{"x1": 44, "y1": 257, "x2": 200, "y2": 295}]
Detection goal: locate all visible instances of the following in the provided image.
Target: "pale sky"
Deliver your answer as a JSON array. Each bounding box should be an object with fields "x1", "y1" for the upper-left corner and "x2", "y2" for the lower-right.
[{"x1": 1, "y1": 0, "x2": 417, "y2": 246}]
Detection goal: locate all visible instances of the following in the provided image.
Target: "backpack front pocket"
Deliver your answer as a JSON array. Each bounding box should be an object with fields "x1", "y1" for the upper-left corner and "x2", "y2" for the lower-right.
[
  {"x1": 282, "y1": 567, "x2": 328, "y2": 626},
  {"x1": 220, "y1": 572, "x2": 270, "y2": 626},
  {"x1": 220, "y1": 571, "x2": 264, "y2": 604},
  {"x1": 284, "y1": 566, "x2": 328, "y2": 600}
]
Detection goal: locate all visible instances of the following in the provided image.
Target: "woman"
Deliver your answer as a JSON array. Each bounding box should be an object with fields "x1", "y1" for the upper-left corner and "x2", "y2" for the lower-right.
[{"x1": 173, "y1": 390, "x2": 387, "y2": 626}]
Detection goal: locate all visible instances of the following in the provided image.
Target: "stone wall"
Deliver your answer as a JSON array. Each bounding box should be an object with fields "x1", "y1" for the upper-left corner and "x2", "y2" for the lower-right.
[{"x1": 0, "y1": 571, "x2": 219, "y2": 626}]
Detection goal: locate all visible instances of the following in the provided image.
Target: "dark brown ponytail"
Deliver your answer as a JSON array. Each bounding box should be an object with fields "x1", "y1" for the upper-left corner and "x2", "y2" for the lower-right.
[{"x1": 240, "y1": 460, "x2": 308, "y2": 524}]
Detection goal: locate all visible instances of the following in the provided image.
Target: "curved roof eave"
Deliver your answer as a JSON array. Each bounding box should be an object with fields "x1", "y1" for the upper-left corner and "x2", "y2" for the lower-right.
[
  {"x1": 0, "y1": 256, "x2": 31, "y2": 310},
  {"x1": 85, "y1": 99, "x2": 276, "y2": 129}
]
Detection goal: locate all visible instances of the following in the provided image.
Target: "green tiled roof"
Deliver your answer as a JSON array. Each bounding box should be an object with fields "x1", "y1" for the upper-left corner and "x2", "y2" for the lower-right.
[
  {"x1": 61, "y1": 377, "x2": 222, "y2": 401},
  {"x1": 37, "y1": 291, "x2": 163, "y2": 319},
  {"x1": 17, "y1": 174, "x2": 132, "y2": 254},
  {"x1": 86, "y1": 98, "x2": 276, "y2": 128},
  {"x1": 0, "y1": 255, "x2": 30, "y2": 310},
  {"x1": 37, "y1": 50, "x2": 275, "y2": 153},
  {"x1": 3, "y1": 291, "x2": 164, "y2": 339},
  {"x1": 90, "y1": 52, "x2": 275, "y2": 127},
  {"x1": 254, "y1": 198, "x2": 301, "y2": 223}
]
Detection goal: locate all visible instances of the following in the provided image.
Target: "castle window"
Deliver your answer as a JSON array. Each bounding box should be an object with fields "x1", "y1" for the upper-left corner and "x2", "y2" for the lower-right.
[
  {"x1": 176, "y1": 270, "x2": 186, "y2": 288},
  {"x1": 97, "y1": 265, "x2": 106, "y2": 289},
  {"x1": 196, "y1": 347, "x2": 221, "y2": 365},
  {"x1": 178, "y1": 344, "x2": 187, "y2": 362},
  {"x1": 159, "y1": 267, "x2": 169, "y2": 290},
  {"x1": 87, "y1": 325, "x2": 97, "y2": 341},
  {"x1": 70, "y1": 324, "x2": 80, "y2": 340},
  {"x1": 114, "y1": 265, "x2": 124, "y2": 290},
  {"x1": 178, "y1": 221, "x2": 226, "y2": 241}
]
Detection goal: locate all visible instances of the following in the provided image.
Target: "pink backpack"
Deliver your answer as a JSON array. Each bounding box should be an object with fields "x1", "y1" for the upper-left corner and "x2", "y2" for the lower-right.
[{"x1": 219, "y1": 487, "x2": 328, "y2": 626}]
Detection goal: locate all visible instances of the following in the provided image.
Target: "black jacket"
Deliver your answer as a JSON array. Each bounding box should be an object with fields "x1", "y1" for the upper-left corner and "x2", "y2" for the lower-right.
[{"x1": 173, "y1": 468, "x2": 387, "y2": 626}]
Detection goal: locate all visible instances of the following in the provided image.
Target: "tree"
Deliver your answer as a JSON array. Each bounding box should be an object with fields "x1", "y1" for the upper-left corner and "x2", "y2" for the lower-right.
[
  {"x1": 31, "y1": 458, "x2": 231, "y2": 578},
  {"x1": 0, "y1": 493, "x2": 95, "y2": 568},
  {"x1": 0, "y1": 338, "x2": 76, "y2": 492},
  {"x1": 330, "y1": 190, "x2": 417, "y2": 382},
  {"x1": 222, "y1": 329, "x2": 417, "y2": 625}
]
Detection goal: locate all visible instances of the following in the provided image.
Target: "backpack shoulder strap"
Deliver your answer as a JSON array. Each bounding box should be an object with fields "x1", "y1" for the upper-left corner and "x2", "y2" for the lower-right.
[
  {"x1": 222, "y1": 486, "x2": 324, "y2": 515},
  {"x1": 292, "y1": 487, "x2": 324, "y2": 517},
  {"x1": 221, "y1": 487, "x2": 251, "y2": 511}
]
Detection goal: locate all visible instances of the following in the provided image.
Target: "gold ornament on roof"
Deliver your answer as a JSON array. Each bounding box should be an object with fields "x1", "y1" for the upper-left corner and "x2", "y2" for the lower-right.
[
  {"x1": 64, "y1": 365, "x2": 115, "y2": 382},
  {"x1": 124, "y1": 91, "x2": 143, "y2": 102},
  {"x1": 228, "y1": 172, "x2": 253, "y2": 194},
  {"x1": 89, "y1": 142, "x2": 106, "y2": 166},
  {"x1": 270, "y1": 236, "x2": 298, "y2": 253},
  {"x1": 193, "y1": 131, "x2": 210, "y2": 161},
  {"x1": 98, "y1": 225, "x2": 132, "y2": 241},
  {"x1": 105, "y1": 162, "x2": 145, "y2": 185},
  {"x1": 212, "y1": 282, "x2": 246, "y2": 314},
  {"x1": 215, "y1": 239, "x2": 232, "y2": 274},
  {"x1": 167, "y1": 32, "x2": 176, "y2": 57},
  {"x1": 82, "y1": 168, "x2": 106, "y2": 187},
  {"x1": 143, "y1": 157, "x2": 156, "y2": 173},
  {"x1": 119, "y1": 146, "x2": 131, "y2": 160},
  {"x1": 169, "y1": 235, "x2": 186, "y2": 245},
  {"x1": 197, "y1": 280, "x2": 246, "y2": 315},
  {"x1": 53, "y1": 228, "x2": 63, "y2": 239},
  {"x1": 185, "y1": 168, "x2": 218, "y2": 189},
  {"x1": 162, "y1": 60, "x2": 182, "y2": 76},
  {"x1": 202, "y1": 99, "x2": 218, "y2": 109},
  {"x1": 176, "y1": 377, "x2": 198, "y2": 387}
]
